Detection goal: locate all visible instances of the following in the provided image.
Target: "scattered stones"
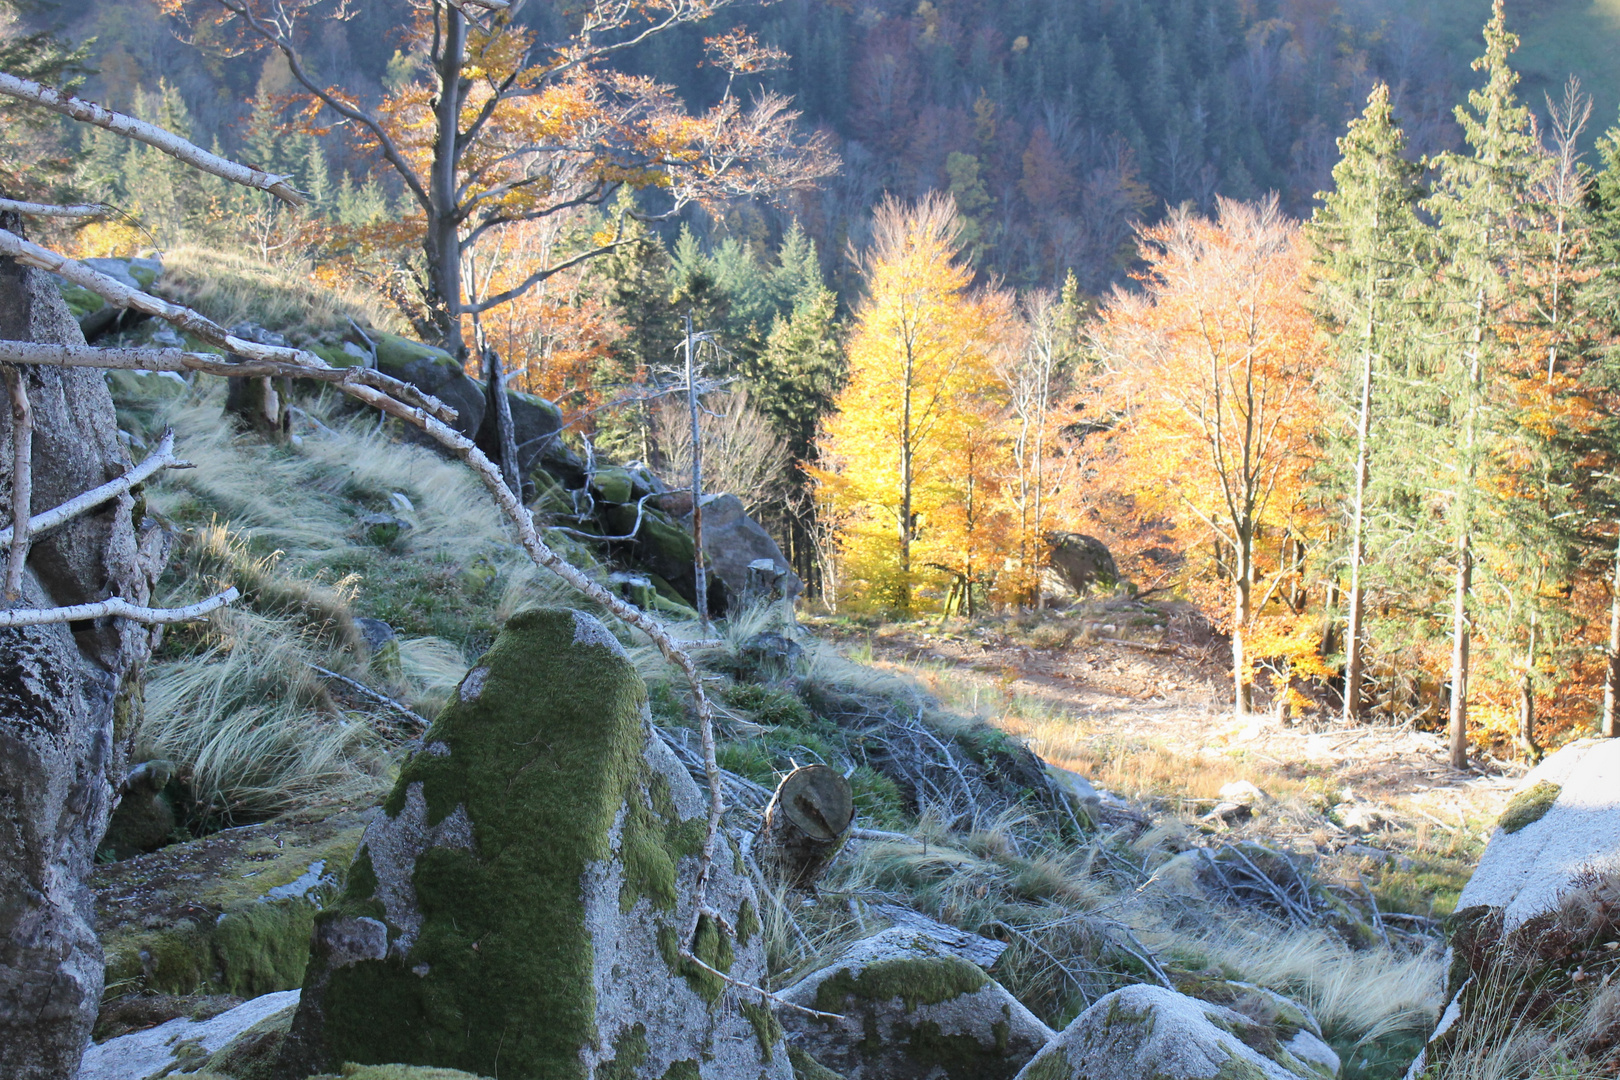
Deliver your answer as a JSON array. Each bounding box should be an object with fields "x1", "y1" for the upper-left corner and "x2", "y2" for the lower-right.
[
  {"x1": 78, "y1": 988, "x2": 300, "y2": 1080},
  {"x1": 1335, "y1": 803, "x2": 1389, "y2": 836},
  {"x1": 279, "y1": 608, "x2": 786, "y2": 1079},
  {"x1": 779, "y1": 926, "x2": 1054, "y2": 1080},
  {"x1": 1013, "y1": 983, "x2": 1340, "y2": 1080}
]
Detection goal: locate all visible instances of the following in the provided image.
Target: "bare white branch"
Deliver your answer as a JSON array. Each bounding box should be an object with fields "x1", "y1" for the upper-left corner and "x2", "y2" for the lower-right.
[
  {"x1": 0, "y1": 429, "x2": 187, "y2": 548},
  {"x1": 3, "y1": 367, "x2": 31, "y2": 599},
  {"x1": 0, "y1": 198, "x2": 113, "y2": 219},
  {"x1": 0, "y1": 72, "x2": 309, "y2": 207},
  {"x1": 0, "y1": 587, "x2": 239, "y2": 627}
]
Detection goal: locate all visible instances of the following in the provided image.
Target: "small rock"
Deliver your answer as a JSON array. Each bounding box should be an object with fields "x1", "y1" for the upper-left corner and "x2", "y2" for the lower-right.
[
  {"x1": 389, "y1": 491, "x2": 416, "y2": 514},
  {"x1": 738, "y1": 631, "x2": 804, "y2": 679},
  {"x1": 354, "y1": 617, "x2": 397, "y2": 656},
  {"x1": 1207, "y1": 801, "x2": 1252, "y2": 825},
  {"x1": 1046, "y1": 763, "x2": 1102, "y2": 810},
  {"x1": 1013, "y1": 983, "x2": 1339, "y2": 1080},
  {"x1": 778, "y1": 926, "x2": 1054, "y2": 1080},
  {"x1": 1336, "y1": 803, "x2": 1388, "y2": 835},
  {"x1": 1218, "y1": 780, "x2": 1269, "y2": 805}
]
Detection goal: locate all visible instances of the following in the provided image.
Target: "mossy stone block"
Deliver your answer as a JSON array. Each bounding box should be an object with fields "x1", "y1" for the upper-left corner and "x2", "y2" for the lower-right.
[
  {"x1": 1498, "y1": 780, "x2": 1560, "y2": 834},
  {"x1": 283, "y1": 608, "x2": 786, "y2": 1080},
  {"x1": 593, "y1": 467, "x2": 636, "y2": 505}
]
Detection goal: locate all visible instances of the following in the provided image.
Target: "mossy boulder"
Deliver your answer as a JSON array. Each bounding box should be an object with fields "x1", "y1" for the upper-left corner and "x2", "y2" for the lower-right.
[
  {"x1": 476, "y1": 390, "x2": 564, "y2": 482},
  {"x1": 369, "y1": 333, "x2": 485, "y2": 438},
  {"x1": 778, "y1": 927, "x2": 1054, "y2": 1080},
  {"x1": 1012, "y1": 984, "x2": 1339, "y2": 1080},
  {"x1": 92, "y1": 807, "x2": 368, "y2": 1002},
  {"x1": 279, "y1": 608, "x2": 787, "y2": 1080}
]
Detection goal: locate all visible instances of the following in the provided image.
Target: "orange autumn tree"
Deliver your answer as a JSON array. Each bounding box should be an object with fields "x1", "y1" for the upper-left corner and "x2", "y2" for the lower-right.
[
  {"x1": 815, "y1": 195, "x2": 1012, "y2": 615},
  {"x1": 1085, "y1": 197, "x2": 1326, "y2": 710}
]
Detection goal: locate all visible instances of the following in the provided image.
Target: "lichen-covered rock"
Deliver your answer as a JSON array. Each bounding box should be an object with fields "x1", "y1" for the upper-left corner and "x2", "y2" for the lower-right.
[
  {"x1": 279, "y1": 608, "x2": 786, "y2": 1080},
  {"x1": 1044, "y1": 534, "x2": 1117, "y2": 597},
  {"x1": 474, "y1": 390, "x2": 562, "y2": 482},
  {"x1": 1013, "y1": 984, "x2": 1339, "y2": 1080},
  {"x1": 1, "y1": 251, "x2": 168, "y2": 1079},
  {"x1": 778, "y1": 927, "x2": 1053, "y2": 1080},
  {"x1": 78, "y1": 988, "x2": 300, "y2": 1080},
  {"x1": 1454, "y1": 737, "x2": 1620, "y2": 931},
  {"x1": 92, "y1": 807, "x2": 367, "y2": 1001}
]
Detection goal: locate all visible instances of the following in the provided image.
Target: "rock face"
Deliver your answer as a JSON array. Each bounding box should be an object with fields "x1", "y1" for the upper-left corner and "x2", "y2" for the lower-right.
[
  {"x1": 778, "y1": 927, "x2": 1054, "y2": 1080},
  {"x1": 371, "y1": 332, "x2": 487, "y2": 439},
  {"x1": 1453, "y1": 737, "x2": 1620, "y2": 931},
  {"x1": 1014, "y1": 984, "x2": 1339, "y2": 1080},
  {"x1": 279, "y1": 608, "x2": 787, "y2": 1080},
  {"x1": 1, "y1": 250, "x2": 167, "y2": 1078}
]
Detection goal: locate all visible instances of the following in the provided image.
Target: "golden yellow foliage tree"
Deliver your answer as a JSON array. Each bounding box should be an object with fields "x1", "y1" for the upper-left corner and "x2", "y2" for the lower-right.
[
  {"x1": 815, "y1": 195, "x2": 1011, "y2": 615},
  {"x1": 1084, "y1": 197, "x2": 1326, "y2": 710}
]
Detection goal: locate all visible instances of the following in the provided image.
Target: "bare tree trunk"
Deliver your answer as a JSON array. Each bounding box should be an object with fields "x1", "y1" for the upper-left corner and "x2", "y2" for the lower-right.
[
  {"x1": 426, "y1": 7, "x2": 467, "y2": 355},
  {"x1": 483, "y1": 347, "x2": 519, "y2": 495},
  {"x1": 1605, "y1": 527, "x2": 1620, "y2": 738},
  {"x1": 1518, "y1": 614, "x2": 1541, "y2": 762},
  {"x1": 1343, "y1": 340, "x2": 1374, "y2": 724},
  {"x1": 898, "y1": 337, "x2": 915, "y2": 616},
  {"x1": 1233, "y1": 533, "x2": 1253, "y2": 713},
  {"x1": 685, "y1": 313, "x2": 709, "y2": 632},
  {"x1": 1448, "y1": 533, "x2": 1472, "y2": 769}
]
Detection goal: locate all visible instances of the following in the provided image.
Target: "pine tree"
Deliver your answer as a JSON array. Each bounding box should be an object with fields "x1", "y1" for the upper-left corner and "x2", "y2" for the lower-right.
[
  {"x1": 1424, "y1": 0, "x2": 1544, "y2": 767},
  {"x1": 1306, "y1": 83, "x2": 1426, "y2": 723}
]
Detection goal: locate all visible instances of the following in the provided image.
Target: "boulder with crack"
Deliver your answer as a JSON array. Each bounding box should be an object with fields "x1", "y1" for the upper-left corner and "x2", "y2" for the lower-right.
[
  {"x1": 276, "y1": 607, "x2": 786, "y2": 1080},
  {"x1": 1013, "y1": 984, "x2": 1339, "y2": 1080},
  {"x1": 777, "y1": 926, "x2": 1054, "y2": 1080}
]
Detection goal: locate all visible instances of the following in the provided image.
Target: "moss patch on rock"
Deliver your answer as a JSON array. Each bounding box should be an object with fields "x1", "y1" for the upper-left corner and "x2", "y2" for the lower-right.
[
  {"x1": 311, "y1": 608, "x2": 725, "y2": 1079},
  {"x1": 812, "y1": 955, "x2": 990, "y2": 1014},
  {"x1": 93, "y1": 807, "x2": 366, "y2": 1000},
  {"x1": 1498, "y1": 780, "x2": 1561, "y2": 834},
  {"x1": 788, "y1": 1048, "x2": 845, "y2": 1080}
]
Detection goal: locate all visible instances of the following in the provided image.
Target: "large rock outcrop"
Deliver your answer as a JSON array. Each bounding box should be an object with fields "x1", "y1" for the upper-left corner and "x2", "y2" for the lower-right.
[
  {"x1": 693, "y1": 494, "x2": 800, "y2": 615},
  {"x1": 1404, "y1": 739, "x2": 1620, "y2": 1078},
  {"x1": 1013, "y1": 984, "x2": 1339, "y2": 1080},
  {"x1": 277, "y1": 608, "x2": 787, "y2": 1080},
  {"x1": 1, "y1": 244, "x2": 167, "y2": 1078},
  {"x1": 778, "y1": 926, "x2": 1054, "y2": 1080}
]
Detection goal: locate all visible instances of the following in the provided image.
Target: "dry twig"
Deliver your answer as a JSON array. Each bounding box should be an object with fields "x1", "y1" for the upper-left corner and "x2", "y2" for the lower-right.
[{"x1": 0, "y1": 587, "x2": 239, "y2": 627}]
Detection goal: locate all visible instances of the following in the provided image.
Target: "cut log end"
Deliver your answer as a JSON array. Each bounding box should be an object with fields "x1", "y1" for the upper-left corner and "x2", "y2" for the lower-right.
[{"x1": 759, "y1": 764, "x2": 854, "y2": 888}]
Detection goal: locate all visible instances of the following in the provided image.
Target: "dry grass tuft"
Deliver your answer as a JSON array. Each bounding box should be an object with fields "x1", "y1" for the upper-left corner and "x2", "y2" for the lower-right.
[{"x1": 158, "y1": 245, "x2": 403, "y2": 337}]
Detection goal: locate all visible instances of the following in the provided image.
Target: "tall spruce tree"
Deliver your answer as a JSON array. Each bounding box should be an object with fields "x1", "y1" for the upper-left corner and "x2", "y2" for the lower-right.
[
  {"x1": 1308, "y1": 83, "x2": 1426, "y2": 724},
  {"x1": 1587, "y1": 118, "x2": 1620, "y2": 738},
  {"x1": 1425, "y1": 0, "x2": 1543, "y2": 768}
]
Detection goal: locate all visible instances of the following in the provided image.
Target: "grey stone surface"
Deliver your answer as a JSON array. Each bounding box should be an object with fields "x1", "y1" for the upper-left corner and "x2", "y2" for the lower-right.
[
  {"x1": 78, "y1": 989, "x2": 299, "y2": 1080},
  {"x1": 695, "y1": 493, "x2": 801, "y2": 613},
  {"x1": 1013, "y1": 984, "x2": 1339, "y2": 1080},
  {"x1": 1045, "y1": 533, "x2": 1118, "y2": 596},
  {"x1": 1456, "y1": 737, "x2": 1620, "y2": 930},
  {"x1": 0, "y1": 252, "x2": 166, "y2": 1080},
  {"x1": 779, "y1": 926, "x2": 1054, "y2": 1080}
]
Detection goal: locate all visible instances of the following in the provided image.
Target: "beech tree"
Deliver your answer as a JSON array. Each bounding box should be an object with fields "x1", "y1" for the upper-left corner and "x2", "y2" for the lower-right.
[
  {"x1": 162, "y1": 0, "x2": 835, "y2": 358},
  {"x1": 1088, "y1": 197, "x2": 1325, "y2": 712},
  {"x1": 814, "y1": 195, "x2": 1009, "y2": 615}
]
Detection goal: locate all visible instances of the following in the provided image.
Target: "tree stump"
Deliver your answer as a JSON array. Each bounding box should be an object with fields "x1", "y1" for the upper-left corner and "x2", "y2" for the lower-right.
[{"x1": 758, "y1": 764, "x2": 854, "y2": 888}]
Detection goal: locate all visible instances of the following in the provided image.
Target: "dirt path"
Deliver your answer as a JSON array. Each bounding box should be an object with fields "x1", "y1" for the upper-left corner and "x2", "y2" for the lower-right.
[{"x1": 813, "y1": 614, "x2": 1524, "y2": 833}]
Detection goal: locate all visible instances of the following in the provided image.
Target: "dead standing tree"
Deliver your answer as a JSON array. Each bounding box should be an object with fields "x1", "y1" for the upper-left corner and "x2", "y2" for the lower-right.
[{"x1": 0, "y1": 71, "x2": 797, "y2": 1077}]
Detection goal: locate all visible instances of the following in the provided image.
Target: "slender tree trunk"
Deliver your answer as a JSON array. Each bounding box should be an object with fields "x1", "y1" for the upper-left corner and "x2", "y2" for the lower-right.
[
  {"x1": 1233, "y1": 532, "x2": 1253, "y2": 713},
  {"x1": 1343, "y1": 339, "x2": 1374, "y2": 724},
  {"x1": 685, "y1": 313, "x2": 709, "y2": 631},
  {"x1": 1603, "y1": 526, "x2": 1620, "y2": 737},
  {"x1": 1448, "y1": 533, "x2": 1472, "y2": 769},
  {"x1": 426, "y1": 7, "x2": 467, "y2": 355},
  {"x1": 898, "y1": 337, "x2": 914, "y2": 616},
  {"x1": 1519, "y1": 614, "x2": 1541, "y2": 762}
]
